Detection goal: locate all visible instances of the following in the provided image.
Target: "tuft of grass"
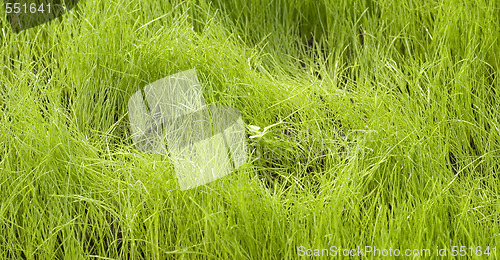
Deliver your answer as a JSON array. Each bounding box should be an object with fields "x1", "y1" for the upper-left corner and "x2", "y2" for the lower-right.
[{"x1": 1, "y1": 0, "x2": 499, "y2": 258}]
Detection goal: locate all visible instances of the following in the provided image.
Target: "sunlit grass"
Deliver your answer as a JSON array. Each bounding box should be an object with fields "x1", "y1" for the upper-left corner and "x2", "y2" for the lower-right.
[{"x1": 0, "y1": 0, "x2": 499, "y2": 258}]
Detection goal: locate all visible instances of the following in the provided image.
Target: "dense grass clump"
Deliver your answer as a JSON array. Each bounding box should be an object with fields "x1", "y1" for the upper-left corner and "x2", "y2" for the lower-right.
[{"x1": 1, "y1": 0, "x2": 499, "y2": 258}]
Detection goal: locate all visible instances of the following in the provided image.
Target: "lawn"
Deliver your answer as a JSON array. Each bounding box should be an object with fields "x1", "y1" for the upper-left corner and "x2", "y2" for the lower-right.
[{"x1": 0, "y1": 0, "x2": 499, "y2": 258}]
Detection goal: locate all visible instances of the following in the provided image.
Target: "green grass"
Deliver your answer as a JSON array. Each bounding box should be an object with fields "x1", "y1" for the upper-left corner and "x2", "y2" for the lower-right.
[{"x1": 1, "y1": 0, "x2": 499, "y2": 258}]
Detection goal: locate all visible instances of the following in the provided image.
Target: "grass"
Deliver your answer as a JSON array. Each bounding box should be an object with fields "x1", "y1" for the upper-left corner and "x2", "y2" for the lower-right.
[{"x1": 0, "y1": 0, "x2": 499, "y2": 258}]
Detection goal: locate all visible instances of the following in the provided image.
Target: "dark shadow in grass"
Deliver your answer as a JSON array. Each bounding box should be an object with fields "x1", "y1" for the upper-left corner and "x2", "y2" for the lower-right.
[
  {"x1": 248, "y1": 120, "x2": 346, "y2": 193},
  {"x1": 448, "y1": 151, "x2": 458, "y2": 175}
]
